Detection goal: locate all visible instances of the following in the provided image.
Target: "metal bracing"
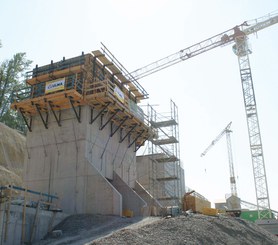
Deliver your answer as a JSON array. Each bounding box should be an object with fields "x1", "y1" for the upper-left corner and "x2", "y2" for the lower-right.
[
  {"x1": 48, "y1": 101, "x2": 61, "y2": 126},
  {"x1": 35, "y1": 103, "x2": 49, "y2": 129},
  {"x1": 235, "y1": 36, "x2": 271, "y2": 219},
  {"x1": 68, "y1": 96, "x2": 81, "y2": 123},
  {"x1": 19, "y1": 108, "x2": 32, "y2": 132}
]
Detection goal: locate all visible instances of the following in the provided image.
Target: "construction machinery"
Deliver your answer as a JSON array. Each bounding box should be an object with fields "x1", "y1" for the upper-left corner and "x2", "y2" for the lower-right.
[
  {"x1": 130, "y1": 11, "x2": 278, "y2": 220},
  {"x1": 201, "y1": 122, "x2": 238, "y2": 199},
  {"x1": 201, "y1": 122, "x2": 241, "y2": 216}
]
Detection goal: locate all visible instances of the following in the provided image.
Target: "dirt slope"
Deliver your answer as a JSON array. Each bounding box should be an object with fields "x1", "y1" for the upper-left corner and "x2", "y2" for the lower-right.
[
  {"x1": 0, "y1": 123, "x2": 26, "y2": 186},
  {"x1": 40, "y1": 214, "x2": 278, "y2": 245}
]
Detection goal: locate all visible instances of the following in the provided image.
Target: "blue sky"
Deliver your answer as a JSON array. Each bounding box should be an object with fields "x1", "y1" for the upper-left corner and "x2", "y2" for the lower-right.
[{"x1": 1, "y1": 0, "x2": 278, "y2": 211}]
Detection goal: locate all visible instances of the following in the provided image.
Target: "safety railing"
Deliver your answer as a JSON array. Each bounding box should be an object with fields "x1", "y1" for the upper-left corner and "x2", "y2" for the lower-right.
[
  {"x1": 11, "y1": 73, "x2": 84, "y2": 103},
  {"x1": 85, "y1": 79, "x2": 147, "y2": 124}
]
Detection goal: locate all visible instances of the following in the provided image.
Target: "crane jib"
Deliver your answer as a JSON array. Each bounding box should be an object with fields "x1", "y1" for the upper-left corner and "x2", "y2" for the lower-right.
[{"x1": 131, "y1": 11, "x2": 278, "y2": 81}]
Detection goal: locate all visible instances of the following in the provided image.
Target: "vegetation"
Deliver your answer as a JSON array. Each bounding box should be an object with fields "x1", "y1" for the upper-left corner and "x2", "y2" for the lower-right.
[{"x1": 0, "y1": 41, "x2": 32, "y2": 133}]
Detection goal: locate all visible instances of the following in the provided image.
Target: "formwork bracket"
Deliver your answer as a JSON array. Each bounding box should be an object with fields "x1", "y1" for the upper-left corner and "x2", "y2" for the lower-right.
[
  {"x1": 110, "y1": 116, "x2": 129, "y2": 137},
  {"x1": 68, "y1": 96, "x2": 81, "y2": 123},
  {"x1": 135, "y1": 136, "x2": 149, "y2": 152},
  {"x1": 90, "y1": 102, "x2": 111, "y2": 124},
  {"x1": 100, "y1": 109, "x2": 120, "y2": 131},
  {"x1": 35, "y1": 103, "x2": 49, "y2": 129},
  {"x1": 19, "y1": 107, "x2": 33, "y2": 132},
  {"x1": 128, "y1": 130, "x2": 145, "y2": 148},
  {"x1": 119, "y1": 124, "x2": 138, "y2": 143},
  {"x1": 48, "y1": 101, "x2": 62, "y2": 126}
]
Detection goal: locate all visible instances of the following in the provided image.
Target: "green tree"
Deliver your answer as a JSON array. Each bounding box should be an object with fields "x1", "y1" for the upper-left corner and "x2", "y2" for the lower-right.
[{"x1": 0, "y1": 49, "x2": 32, "y2": 133}]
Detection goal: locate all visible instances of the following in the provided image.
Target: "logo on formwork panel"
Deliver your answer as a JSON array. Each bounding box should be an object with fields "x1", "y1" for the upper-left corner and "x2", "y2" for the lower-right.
[
  {"x1": 45, "y1": 78, "x2": 65, "y2": 94},
  {"x1": 114, "y1": 85, "x2": 125, "y2": 103}
]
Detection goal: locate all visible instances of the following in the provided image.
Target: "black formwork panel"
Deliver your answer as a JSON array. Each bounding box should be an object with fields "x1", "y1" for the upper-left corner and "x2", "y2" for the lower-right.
[{"x1": 32, "y1": 54, "x2": 86, "y2": 78}]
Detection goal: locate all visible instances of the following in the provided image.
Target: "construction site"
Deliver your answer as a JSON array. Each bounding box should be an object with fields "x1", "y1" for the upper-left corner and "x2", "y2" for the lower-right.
[{"x1": 1, "y1": 8, "x2": 278, "y2": 245}]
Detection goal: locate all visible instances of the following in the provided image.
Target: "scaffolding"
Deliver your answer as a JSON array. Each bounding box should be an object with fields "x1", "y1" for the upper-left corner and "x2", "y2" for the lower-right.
[
  {"x1": 0, "y1": 185, "x2": 59, "y2": 244},
  {"x1": 10, "y1": 46, "x2": 154, "y2": 151},
  {"x1": 147, "y1": 100, "x2": 182, "y2": 207}
]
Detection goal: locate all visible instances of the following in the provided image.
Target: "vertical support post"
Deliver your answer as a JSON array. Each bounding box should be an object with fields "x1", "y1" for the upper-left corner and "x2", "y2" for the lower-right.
[
  {"x1": 4, "y1": 188, "x2": 11, "y2": 242},
  {"x1": 21, "y1": 189, "x2": 27, "y2": 244}
]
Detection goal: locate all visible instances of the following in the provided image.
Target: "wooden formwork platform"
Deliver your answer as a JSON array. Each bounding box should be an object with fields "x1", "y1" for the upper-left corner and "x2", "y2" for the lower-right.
[
  {"x1": 11, "y1": 51, "x2": 152, "y2": 147},
  {"x1": 11, "y1": 90, "x2": 85, "y2": 115},
  {"x1": 85, "y1": 79, "x2": 150, "y2": 138}
]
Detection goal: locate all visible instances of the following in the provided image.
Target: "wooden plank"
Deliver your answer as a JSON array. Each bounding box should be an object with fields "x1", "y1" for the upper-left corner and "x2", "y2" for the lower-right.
[
  {"x1": 91, "y1": 50, "x2": 104, "y2": 57},
  {"x1": 11, "y1": 90, "x2": 85, "y2": 114}
]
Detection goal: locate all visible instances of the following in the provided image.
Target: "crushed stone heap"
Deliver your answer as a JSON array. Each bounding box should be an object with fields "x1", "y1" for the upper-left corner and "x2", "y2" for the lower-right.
[
  {"x1": 91, "y1": 215, "x2": 278, "y2": 245},
  {"x1": 39, "y1": 214, "x2": 278, "y2": 245}
]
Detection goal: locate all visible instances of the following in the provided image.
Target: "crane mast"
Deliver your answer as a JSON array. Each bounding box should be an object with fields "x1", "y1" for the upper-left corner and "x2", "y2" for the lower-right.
[
  {"x1": 131, "y1": 11, "x2": 278, "y2": 219},
  {"x1": 234, "y1": 32, "x2": 271, "y2": 219},
  {"x1": 201, "y1": 122, "x2": 238, "y2": 197}
]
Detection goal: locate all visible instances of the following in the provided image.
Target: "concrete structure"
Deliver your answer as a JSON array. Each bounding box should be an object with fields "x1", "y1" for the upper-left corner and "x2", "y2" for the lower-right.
[
  {"x1": 23, "y1": 106, "x2": 136, "y2": 215},
  {"x1": 11, "y1": 48, "x2": 154, "y2": 216}
]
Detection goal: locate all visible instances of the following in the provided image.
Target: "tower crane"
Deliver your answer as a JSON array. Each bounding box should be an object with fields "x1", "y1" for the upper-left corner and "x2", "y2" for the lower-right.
[
  {"x1": 129, "y1": 11, "x2": 278, "y2": 219},
  {"x1": 200, "y1": 122, "x2": 238, "y2": 198}
]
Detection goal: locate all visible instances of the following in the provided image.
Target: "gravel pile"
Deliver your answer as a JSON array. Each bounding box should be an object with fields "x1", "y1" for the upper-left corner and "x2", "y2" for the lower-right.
[
  {"x1": 38, "y1": 215, "x2": 156, "y2": 245},
  {"x1": 91, "y1": 214, "x2": 278, "y2": 245},
  {"x1": 39, "y1": 214, "x2": 278, "y2": 245}
]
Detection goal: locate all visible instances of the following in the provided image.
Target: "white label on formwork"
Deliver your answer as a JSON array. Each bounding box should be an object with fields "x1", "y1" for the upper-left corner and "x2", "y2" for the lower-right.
[
  {"x1": 114, "y1": 85, "x2": 124, "y2": 103},
  {"x1": 45, "y1": 78, "x2": 65, "y2": 94}
]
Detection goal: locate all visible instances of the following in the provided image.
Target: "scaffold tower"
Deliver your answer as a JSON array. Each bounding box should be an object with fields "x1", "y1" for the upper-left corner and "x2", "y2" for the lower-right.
[{"x1": 147, "y1": 100, "x2": 182, "y2": 207}]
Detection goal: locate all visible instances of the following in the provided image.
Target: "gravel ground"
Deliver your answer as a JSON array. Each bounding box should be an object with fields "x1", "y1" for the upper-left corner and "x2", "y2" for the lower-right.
[
  {"x1": 38, "y1": 214, "x2": 278, "y2": 245},
  {"x1": 36, "y1": 214, "x2": 159, "y2": 245}
]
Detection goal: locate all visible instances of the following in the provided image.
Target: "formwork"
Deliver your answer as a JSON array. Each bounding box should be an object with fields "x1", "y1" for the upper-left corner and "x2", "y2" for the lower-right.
[
  {"x1": 10, "y1": 45, "x2": 155, "y2": 216},
  {"x1": 11, "y1": 46, "x2": 154, "y2": 151}
]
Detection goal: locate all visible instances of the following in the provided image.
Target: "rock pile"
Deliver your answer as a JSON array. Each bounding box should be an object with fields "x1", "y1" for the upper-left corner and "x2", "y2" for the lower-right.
[{"x1": 39, "y1": 213, "x2": 278, "y2": 245}]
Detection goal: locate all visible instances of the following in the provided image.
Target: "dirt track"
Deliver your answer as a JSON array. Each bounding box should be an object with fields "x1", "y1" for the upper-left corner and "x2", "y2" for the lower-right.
[{"x1": 38, "y1": 214, "x2": 278, "y2": 245}]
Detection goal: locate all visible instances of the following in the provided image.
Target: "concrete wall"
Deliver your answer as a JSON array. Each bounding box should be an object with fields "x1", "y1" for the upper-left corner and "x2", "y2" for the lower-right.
[
  {"x1": 136, "y1": 155, "x2": 151, "y2": 189},
  {"x1": 0, "y1": 203, "x2": 68, "y2": 245},
  {"x1": 134, "y1": 181, "x2": 162, "y2": 209},
  {"x1": 24, "y1": 105, "x2": 138, "y2": 215},
  {"x1": 111, "y1": 172, "x2": 146, "y2": 216}
]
